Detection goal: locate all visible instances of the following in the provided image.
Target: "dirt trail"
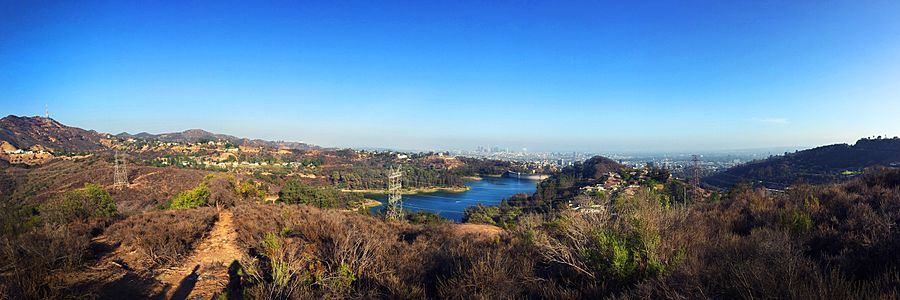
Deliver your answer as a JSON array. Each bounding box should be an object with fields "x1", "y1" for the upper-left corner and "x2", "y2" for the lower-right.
[
  {"x1": 131, "y1": 170, "x2": 161, "y2": 183},
  {"x1": 154, "y1": 210, "x2": 242, "y2": 299}
]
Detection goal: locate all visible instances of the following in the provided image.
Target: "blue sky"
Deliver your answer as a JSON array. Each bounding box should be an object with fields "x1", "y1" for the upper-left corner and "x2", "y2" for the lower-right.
[{"x1": 1, "y1": 1, "x2": 899, "y2": 152}]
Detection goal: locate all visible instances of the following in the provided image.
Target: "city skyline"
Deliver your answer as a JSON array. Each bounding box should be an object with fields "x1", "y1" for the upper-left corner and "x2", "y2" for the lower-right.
[{"x1": 2, "y1": 1, "x2": 899, "y2": 152}]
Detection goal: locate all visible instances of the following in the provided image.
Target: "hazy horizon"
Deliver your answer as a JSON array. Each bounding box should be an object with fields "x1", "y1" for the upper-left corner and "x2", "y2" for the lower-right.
[
  {"x1": 3, "y1": 1, "x2": 899, "y2": 152},
  {"x1": 0, "y1": 113, "x2": 833, "y2": 154}
]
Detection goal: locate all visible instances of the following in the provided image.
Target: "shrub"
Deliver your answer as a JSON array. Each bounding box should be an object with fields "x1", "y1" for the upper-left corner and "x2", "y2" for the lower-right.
[
  {"x1": 41, "y1": 183, "x2": 118, "y2": 224},
  {"x1": 0, "y1": 223, "x2": 92, "y2": 299},
  {"x1": 238, "y1": 179, "x2": 266, "y2": 201},
  {"x1": 168, "y1": 184, "x2": 211, "y2": 209},
  {"x1": 106, "y1": 207, "x2": 217, "y2": 268},
  {"x1": 405, "y1": 211, "x2": 449, "y2": 225}
]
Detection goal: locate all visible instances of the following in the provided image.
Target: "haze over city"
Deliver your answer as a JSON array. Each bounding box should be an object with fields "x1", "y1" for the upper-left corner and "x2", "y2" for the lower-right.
[{"x1": 3, "y1": 1, "x2": 900, "y2": 152}]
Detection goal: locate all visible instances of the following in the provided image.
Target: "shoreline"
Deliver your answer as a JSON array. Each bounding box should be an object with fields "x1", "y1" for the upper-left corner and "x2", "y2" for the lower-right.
[{"x1": 360, "y1": 198, "x2": 382, "y2": 208}]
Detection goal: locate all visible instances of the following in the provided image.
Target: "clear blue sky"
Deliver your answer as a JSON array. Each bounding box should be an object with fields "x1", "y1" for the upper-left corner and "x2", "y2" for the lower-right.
[{"x1": 2, "y1": 1, "x2": 899, "y2": 152}]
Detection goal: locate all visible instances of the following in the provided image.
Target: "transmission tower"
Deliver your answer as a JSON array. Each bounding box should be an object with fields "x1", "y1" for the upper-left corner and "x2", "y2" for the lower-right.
[
  {"x1": 689, "y1": 154, "x2": 701, "y2": 202},
  {"x1": 690, "y1": 154, "x2": 701, "y2": 187},
  {"x1": 114, "y1": 151, "x2": 128, "y2": 189},
  {"x1": 386, "y1": 165, "x2": 403, "y2": 221}
]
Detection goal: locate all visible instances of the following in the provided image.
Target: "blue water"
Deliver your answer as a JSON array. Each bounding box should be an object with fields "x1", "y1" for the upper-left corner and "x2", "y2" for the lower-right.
[{"x1": 368, "y1": 176, "x2": 539, "y2": 222}]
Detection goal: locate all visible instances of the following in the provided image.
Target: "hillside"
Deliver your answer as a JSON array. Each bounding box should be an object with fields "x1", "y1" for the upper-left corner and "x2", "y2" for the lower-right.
[
  {"x1": 0, "y1": 115, "x2": 109, "y2": 152},
  {"x1": 529, "y1": 156, "x2": 625, "y2": 205},
  {"x1": 703, "y1": 137, "x2": 900, "y2": 189},
  {"x1": 0, "y1": 157, "x2": 242, "y2": 214}
]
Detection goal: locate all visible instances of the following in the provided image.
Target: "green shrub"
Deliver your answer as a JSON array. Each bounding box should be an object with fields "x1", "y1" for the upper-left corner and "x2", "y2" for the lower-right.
[
  {"x1": 168, "y1": 184, "x2": 210, "y2": 209},
  {"x1": 585, "y1": 230, "x2": 636, "y2": 280},
  {"x1": 42, "y1": 183, "x2": 117, "y2": 224},
  {"x1": 582, "y1": 226, "x2": 669, "y2": 283},
  {"x1": 779, "y1": 209, "x2": 813, "y2": 236},
  {"x1": 237, "y1": 179, "x2": 266, "y2": 200}
]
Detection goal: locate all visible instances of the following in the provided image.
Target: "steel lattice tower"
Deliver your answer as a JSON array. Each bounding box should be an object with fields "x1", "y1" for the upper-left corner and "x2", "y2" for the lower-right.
[
  {"x1": 386, "y1": 165, "x2": 403, "y2": 221},
  {"x1": 690, "y1": 154, "x2": 701, "y2": 202},
  {"x1": 114, "y1": 151, "x2": 128, "y2": 189},
  {"x1": 691, "y1": 155, "x2": 701, "y2": 187}
]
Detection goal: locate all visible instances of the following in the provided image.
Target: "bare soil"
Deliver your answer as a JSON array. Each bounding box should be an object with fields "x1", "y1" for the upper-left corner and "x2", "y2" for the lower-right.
[{"x1": 153, "y1": 210, "x2": 242, "y2": 299}]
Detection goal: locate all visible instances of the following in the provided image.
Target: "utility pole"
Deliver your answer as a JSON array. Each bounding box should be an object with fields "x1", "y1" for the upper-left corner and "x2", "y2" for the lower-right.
[
  {"x1": 386, "y1": 165, "x2": 403, "y2": 221},
  {"x1": 114, "y1": 150, "x2": 128, "y2": 189}
]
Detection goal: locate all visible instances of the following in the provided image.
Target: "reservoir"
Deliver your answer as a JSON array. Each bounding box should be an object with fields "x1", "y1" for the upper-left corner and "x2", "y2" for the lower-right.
[{"x1": 368, "y1": 176, "x2": 539, "y2": 222}]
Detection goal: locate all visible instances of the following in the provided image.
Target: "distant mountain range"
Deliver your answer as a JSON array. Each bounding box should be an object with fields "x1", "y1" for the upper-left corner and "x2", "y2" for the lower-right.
[
  {"x1": 703, "y1": 138, "x2": 900, "y2": 189},
  {"x1": 0, "y1": 115, "x2": 317, "y2": 152},
  {"x1": 116, "y1": 129, "x2": 317, "y2": 150}
]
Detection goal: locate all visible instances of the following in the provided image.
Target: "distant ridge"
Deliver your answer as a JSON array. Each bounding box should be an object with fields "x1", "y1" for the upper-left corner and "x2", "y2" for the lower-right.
[
  {"x1": 703, "y1": 138, "x2": 900, "y2": 189},
  {"x1": 116, "y1": 129, "x2": 318, "y2": 150},
  {"x1": 0, "y1": 115, "x2": 317, "y2": 153}
]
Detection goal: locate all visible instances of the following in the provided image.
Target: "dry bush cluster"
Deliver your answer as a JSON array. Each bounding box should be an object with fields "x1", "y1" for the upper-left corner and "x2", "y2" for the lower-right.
[
  {"x1": 0, "y1": 222, "x2": 96, "y2": 299},
  {"x1": 229, "y1": 167, "x2": 900, "y2": 299},
  {"x1": 105, "y1": 207, "x2": 218, "y2": 269},
  {"x1": 231, "y1": 203, "x2": 541, "y2": 299},
  {"x1": 0, "y1": 181, "x2": 119, "y2": 299},
  {"x1": 4, "y1": 163, "x2": 899, "y2": 299},
  {"x1": 623, "y1": 167, "x2": 900, "y2": 299}
]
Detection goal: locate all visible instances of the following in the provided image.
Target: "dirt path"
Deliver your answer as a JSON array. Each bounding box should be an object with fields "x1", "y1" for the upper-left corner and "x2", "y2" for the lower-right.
[{"x1": 154, "y1": 210, "x2": 242, "y2": 299}]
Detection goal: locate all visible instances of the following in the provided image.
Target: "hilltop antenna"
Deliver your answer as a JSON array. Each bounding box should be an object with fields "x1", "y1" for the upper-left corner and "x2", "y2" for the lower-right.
[
  {"x1": 386, "y1": 165, "x2": 403, "y2": 221},
  {"x1": 114, "y1": 150, "x2": 128, "y2": 189},
  {"x1": 44, "y1": 104, "x2": 49, "y2": 119}
]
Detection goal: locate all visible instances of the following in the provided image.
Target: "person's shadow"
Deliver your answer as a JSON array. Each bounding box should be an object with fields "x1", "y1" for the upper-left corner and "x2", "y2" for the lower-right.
[{"x1": 169, "y1": 265, "x2": 200, "y2": 300}]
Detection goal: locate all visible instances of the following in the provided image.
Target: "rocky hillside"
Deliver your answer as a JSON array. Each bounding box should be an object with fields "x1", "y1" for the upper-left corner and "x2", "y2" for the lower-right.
[
  {"x1": 0, "y1": 115, "x2": 109, "y2": 152},
  {"x1": 703, "y1": 137, "x2": 900, "y2": 189}
]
